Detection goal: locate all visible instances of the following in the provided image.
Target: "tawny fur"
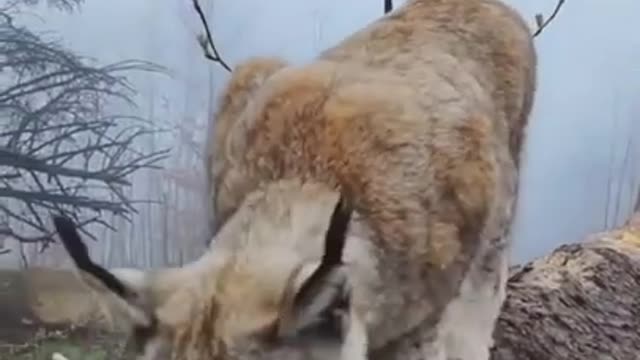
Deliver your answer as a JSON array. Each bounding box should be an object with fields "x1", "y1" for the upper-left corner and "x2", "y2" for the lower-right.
[
  {"x1": 205, "y1": 0, "x2": 535, "y2": 354},
  {"x1": 66, "y1": 1, "x2": 536, "y2": 359}
]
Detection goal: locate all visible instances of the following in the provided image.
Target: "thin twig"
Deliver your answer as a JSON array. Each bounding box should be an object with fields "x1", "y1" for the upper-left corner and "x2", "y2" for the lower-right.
[
  {"x1": 192, "y1": 0, "x2": 231, "y2": 72},
  {"x1": 533, "y1": 0, "x2": 566, "y2": 38}
]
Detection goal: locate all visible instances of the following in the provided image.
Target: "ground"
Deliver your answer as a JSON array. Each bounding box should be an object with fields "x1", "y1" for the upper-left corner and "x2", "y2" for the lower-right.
[{"x1": 0, "y1": 269, "x2": 130, "y2": 360}]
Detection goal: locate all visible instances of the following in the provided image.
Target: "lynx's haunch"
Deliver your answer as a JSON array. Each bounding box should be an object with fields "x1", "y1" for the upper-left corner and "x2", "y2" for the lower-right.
[{"x1": 54, "y1": 1, "x2": 536, "y2": 359}]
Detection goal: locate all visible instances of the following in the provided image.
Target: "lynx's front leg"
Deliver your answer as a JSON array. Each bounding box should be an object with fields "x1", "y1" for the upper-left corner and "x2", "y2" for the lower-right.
[{"x1": 440, "y1": 238, "x2": 510, "y2": 360}]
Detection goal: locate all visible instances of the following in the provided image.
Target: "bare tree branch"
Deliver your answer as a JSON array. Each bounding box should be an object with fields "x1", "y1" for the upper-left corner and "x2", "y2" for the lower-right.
[
  {"x1": 192, "y1": 0, "x2": 231, "y2": 72},
  {"x1": 0, "y1": 7, "x2": 170, "y2": 250},
  {"x1": 0, "y1": 188, "x2": 131, "y2": 213},
  {"x1": 0, "y1": 148, "x2": 133, "y2": 185},
  {"x1": 533, "y1": 0, "x2": 566, "y2": 38},
  {"x1": 0, "y1": 226, "x2": 54, "y2": 244}
]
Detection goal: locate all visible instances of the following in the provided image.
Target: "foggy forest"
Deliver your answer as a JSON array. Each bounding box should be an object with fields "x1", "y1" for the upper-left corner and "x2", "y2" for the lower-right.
[{"x1": 0, "y1": 0, "x2": 639, "y2": 359}]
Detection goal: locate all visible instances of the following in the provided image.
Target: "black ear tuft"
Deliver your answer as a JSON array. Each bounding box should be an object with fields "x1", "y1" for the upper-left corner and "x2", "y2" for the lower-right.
[
  {"x1": 52, "y1": 215, "x2": 128, "y2": 297},
  {"x1": 321, "y1": 195, "x2": 353, "y2": 267},
  {"x1": 275, "y1": 195, "x2": 354, "y2": 338},
  {"x1": 291, "y1": 195, "x2": 353, "y2": 310}
]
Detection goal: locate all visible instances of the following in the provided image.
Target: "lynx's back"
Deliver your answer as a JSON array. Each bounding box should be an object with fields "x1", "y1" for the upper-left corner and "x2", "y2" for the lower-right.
[
  {"x1": 319, "y1": 0, "x2": 536, "y2": 162},
  {"x1": 52, "y1": 1, "x2": 537, "y2": 360},
  {"x1": 209, "y1": 0, "x2": 536, "y2": 229}
]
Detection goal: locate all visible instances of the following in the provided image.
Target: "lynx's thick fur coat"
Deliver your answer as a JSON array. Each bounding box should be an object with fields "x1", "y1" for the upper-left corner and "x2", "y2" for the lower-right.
[{"x1": 54, "y1": 1, "x2": 536, "y2": 359}]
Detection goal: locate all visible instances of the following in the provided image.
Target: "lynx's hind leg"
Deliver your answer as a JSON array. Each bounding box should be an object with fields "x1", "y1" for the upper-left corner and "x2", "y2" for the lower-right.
[{"x1": 440, "y1": 238, "x2": 509, "y2": 360}]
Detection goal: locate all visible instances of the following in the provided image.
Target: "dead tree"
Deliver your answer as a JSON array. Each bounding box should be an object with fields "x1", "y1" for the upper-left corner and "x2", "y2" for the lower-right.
[{"x1": 0, "y1": 5, "x2": 168, "y2": 253}]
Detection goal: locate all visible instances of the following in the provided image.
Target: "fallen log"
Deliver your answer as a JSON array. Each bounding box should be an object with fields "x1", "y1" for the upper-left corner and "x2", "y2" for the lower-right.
[{"x1": 491, "y1": 214, "x2": 640, "y2": 360}]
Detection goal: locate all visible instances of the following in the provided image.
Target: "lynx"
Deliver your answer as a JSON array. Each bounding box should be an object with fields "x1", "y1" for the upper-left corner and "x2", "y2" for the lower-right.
[{"x1": 54, "y1": 0, "x2": 536, "y2": 359}]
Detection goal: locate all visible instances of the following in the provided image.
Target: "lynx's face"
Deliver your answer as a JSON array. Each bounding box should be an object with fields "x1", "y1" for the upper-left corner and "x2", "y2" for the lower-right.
[{"x1": 52, "y1": 188, "x2": 368, "y2": 360}]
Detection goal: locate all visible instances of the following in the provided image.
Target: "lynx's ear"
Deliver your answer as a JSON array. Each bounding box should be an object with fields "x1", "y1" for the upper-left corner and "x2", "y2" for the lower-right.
[
  {"x1": 277, "y1": 195, "x2": 354, "y2": 339},
  {"x1": 52, "y1": 216, "x2": 153, "y2": 328}
]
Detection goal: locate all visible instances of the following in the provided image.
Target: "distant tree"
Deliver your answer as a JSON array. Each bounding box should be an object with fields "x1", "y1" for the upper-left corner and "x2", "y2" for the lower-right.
[{"x1": 0, "y1": 1, "x2": 168, "y2": 254}]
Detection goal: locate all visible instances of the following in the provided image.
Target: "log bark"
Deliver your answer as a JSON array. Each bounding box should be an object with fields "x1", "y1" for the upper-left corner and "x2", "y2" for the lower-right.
[{"x1": 491, "y1": 214, "x2": 640, "y2": 360}]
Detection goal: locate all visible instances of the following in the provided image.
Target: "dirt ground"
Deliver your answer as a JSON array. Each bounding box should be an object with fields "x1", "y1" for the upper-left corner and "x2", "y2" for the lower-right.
[{"x1": 0, "y1": 269, "x2": 130, "y2": 360}]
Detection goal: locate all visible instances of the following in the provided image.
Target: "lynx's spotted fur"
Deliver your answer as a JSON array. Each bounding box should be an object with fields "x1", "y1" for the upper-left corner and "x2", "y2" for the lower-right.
[{"x1": 53, "y1": 0, "x2": 536, "y2": 359}]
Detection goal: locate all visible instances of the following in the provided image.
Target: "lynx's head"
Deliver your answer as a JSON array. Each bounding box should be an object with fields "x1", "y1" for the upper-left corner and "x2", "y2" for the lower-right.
[{"x1": 52, "y1": 183, "x2": 368, "y2": 360}]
